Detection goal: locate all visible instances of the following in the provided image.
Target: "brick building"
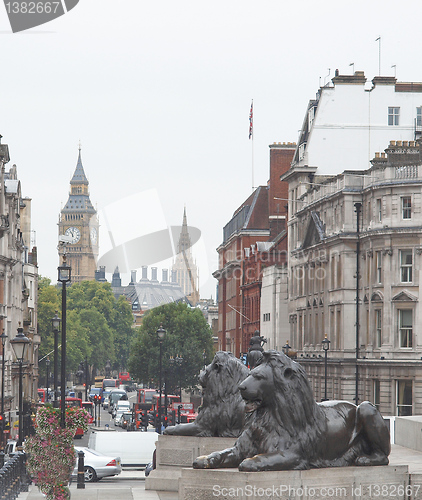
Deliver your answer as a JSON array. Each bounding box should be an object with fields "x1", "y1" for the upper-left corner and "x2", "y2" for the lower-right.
[{"x1": 213, "y1": 143, "x2": 294, "y2": 356}]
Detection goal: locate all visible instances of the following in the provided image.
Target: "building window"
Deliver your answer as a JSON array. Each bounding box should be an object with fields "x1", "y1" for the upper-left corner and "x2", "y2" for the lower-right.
[
  {"x1": 263, "y1": 313, "x2": 270, "y2": 322},
  {"x1": 388, "y1": 107, "x2": 400, "y2": 126},
  {"x1": 402, "y1": 196, "x2": 411, "y2": 219},
  {"x1": 376, "y1": 198, "x2": 382, "y2": 222},
  {"x1": 373, "y1": 379, "x2": 380, "y2": 410},
  {"x1": 375, "y1": 309, "x2": 382, "y2": 347},
  {"x1": 400, "y1": 250, "x2": 413, "y2": 283},
  {"x1": 399, "y1": 309, "x2": 412, "y2": 348},
  {"x1": 375, "y1": 251, "x2": 382, "y2": 284},
  {"x1": 396, "y1": 380, "x2": 412, "y2": 416},
  {"x1": 417, "y1": 107, "x2": 422, "y2": 127}
]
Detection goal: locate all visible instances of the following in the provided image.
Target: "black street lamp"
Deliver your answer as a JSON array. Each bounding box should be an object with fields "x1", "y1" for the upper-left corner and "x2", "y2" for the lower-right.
[
  {"x1": 322, "y1": 334, "x2": 331, "y2": 402},
  {"x1": 51, "y1": 312, "x2": 61, "y2": 408},
  {"x1": 85, "y1": 357, "x2": 88, "y2": 402},
  {"x1": 282, "y1": 340, "x2": 291, "y2": 357},
  {"x1": 169, "y1": 355, "x2": 183, "y2": 400},
  {"x1": 156, "y1": 324, "x2": 166, "y2": 434},
  {"x1": 10, "y1": 325, "x2": 30, "y2": 447},
  {"x1": 1, "y1": 330, "x2": 7, "y2": 449},
  {"x1": 46, "y1": 358, "x2": 50, "y2": 402},
  {"x1": 202, "y1": 350, "x2": 206, "y2": 370},
  {"x1": 58, "y1": 255, "x2": 71, "y2": 428}
]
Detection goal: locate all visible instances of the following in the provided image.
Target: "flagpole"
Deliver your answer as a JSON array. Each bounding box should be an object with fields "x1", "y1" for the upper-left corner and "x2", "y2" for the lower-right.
[
  {"x1": 252, "y1": 133, "x2": 254, "y2": 191},
  {"x1": 249, "y1": 100, "x2": 254, "y2": 191}
]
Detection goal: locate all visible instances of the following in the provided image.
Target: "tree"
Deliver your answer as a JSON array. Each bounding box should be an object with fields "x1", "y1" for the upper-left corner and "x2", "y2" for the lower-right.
[
  {"x1": 37, "y1": 277, "x2": 60, "y2": 383},
  {"x1": 111, "y1": 296, "x2": 135, "y2": 372},
  {"x1": 128, "y1": 302, "x2": 214, "y2": 392},
  {"x1": 37, "y1": 279, "x2": 134, "y2": 386}
]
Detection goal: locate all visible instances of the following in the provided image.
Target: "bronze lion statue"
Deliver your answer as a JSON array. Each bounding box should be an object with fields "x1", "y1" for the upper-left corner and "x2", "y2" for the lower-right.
[
  {"x1": 193, "y1": 350, "x2": 390, "y2": 471},
  {"x1": 164, "y1": 351, "x2": 249, "y2": 437}
]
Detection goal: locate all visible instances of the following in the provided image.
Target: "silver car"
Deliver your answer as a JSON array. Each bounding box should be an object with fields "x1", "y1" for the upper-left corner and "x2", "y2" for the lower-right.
[{"x1": 73, "y1": 447, "x2": 122, "y2": 483}]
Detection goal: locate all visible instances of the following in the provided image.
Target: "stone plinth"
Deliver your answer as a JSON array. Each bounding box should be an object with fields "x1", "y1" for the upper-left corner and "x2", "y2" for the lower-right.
[
  {"x1": 179, "y1": 465, "x2": 412, "y2": 500},
  {"x1": 145, "y1": 435, "x2": 236, "y2": 491},
  {"x1": 395, "y1": 416, "x2": 422, "y2": 452}
]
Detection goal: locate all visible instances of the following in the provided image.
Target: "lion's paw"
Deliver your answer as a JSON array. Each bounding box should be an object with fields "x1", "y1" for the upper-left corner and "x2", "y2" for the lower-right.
[
  {"x1": 239, "y1": 458, "x2": 260, "y2": 472},
  {"x1": 193, "y1": 453, "x2": 221, "y2": 469},
  {"x1": 193, "y1": 455, "x2": 209, "y2": 469}
]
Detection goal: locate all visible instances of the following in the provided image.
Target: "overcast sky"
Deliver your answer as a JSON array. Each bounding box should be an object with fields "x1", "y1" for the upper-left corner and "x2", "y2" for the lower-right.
[{"x1": 1, "y1": 0, "x2": 421, "y2": 298}]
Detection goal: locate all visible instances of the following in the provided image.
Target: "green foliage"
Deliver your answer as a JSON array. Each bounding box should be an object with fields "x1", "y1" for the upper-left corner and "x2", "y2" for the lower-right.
[
  {"x1": 128, "y1": 302, "x2": 213, "y2": 392},
  {"x1": 37, "y1": 279, "x2": 135, "y2": 383}
]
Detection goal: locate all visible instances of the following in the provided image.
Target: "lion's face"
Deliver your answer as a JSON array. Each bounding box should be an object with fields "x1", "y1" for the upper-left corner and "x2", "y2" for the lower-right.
[
  {"x1": 239, "y1": 351, "x2": 295, "y2": 413},
  {"x1": 199, "y1": 351, "x2": 249, "y2": 395}
]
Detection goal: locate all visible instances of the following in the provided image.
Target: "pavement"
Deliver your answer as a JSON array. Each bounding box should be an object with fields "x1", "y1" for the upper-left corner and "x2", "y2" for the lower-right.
[
  {"x1": 17, "y1": 469, "x2": 178, "y2": 500},
  {"x1": 16, "y1": 444, "x2": 422, "y2": 499}
]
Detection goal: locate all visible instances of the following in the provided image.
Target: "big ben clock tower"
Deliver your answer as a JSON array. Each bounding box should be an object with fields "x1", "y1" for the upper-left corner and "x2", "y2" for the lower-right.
[{"x1": 58, "y1": 147, "x2": 99, "y2": 283}]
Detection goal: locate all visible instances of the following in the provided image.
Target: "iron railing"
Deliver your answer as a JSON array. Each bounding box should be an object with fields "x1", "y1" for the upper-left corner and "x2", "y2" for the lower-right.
[{"x1": 0, "y1": 452, "x2": 29, "y2": 500}]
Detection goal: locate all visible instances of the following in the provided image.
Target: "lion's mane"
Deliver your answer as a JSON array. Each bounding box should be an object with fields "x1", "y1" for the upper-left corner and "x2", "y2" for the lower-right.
[
  {"x1": 165, "y1": 351, "x2": 249, "y2": 437},
  {"x1": 236, "y1": 351, "x2": 327, "y2": 463}
]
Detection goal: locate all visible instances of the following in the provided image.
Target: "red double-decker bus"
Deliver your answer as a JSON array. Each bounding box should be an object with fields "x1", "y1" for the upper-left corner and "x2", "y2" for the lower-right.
[{"x1": 118, "y1": 372, "x2": 130, "y2": 384}]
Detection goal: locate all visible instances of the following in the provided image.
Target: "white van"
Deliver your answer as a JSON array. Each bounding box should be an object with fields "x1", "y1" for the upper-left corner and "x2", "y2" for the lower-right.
[
  {"x1": 116, "y1": 400, "x2": 131, "y2": 411},
  {"x1": 112, "y1": 400, "x2": 131, "y2": 418}
]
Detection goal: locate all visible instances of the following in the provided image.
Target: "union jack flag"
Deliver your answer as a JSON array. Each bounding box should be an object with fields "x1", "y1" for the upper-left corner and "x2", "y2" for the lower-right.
[{"x1": 249, "y1": 100, "x2": 253, "y2": 139}]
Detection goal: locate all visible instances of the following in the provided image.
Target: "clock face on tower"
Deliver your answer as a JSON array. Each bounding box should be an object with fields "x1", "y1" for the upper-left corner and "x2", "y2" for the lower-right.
[
  {"x1": 90, "y1": 227, "x2": 97, "y2": 244},
  {"x1": 65, "y1": 227, "x2": 81, "y2": 244}
]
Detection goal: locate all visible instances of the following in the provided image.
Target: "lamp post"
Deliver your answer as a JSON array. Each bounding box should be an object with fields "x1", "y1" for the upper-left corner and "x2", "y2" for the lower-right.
[
  {"x1": 46, "y1": 358, "x2": 50, "y2": 402},
  {"x1": 1, "y1": 330, "x2": 7, "y2": 449},
  {"x1": 85, "y1": 357, "x2": 88, "y2": 402},
  {"x1": 10, "y1": 325, "x2": 30, "y2": 447},
  {"x1": 156, "y1": 324, "x2": 166, "y2": 434},
  {"x1": 282, "y1": 340, "x2": 291, "y2": 357},
  {"x1": 321, "y1": 334, "x2": 331, "y2": 402},
  {"x1": 202, "y1": 350, "x2": 206, "y2": 370},
  {"x1": 51, "y1": 312, "x2": 61, "y2": 408},
  {"x1": 58, "y1": 255, "x2": 71, "y2": 427},
  {"x1": 170, "y1": 355, "x2": 183, "y2": 400},
  {"x1": 354, "y1": 201, "x2": 362, "y2": 405}
]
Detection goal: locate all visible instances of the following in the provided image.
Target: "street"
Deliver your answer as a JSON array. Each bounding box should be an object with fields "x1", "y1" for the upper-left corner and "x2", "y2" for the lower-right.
[
  {"x1": 78, "y1": 390, "x2": 139, "y2": 447},
  {"x1": 75, "y1": 390, "x2": 157, "y2": 469}
]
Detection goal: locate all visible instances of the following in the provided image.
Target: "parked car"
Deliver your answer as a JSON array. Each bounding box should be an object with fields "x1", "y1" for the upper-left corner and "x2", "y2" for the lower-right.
[
  {"x1": 72, "y1": 447, "x2": 122, "y2": 483},
  {"x1": 101, "y1": 390, "x2": 112, "y2": 406},
  {"x1": 102, "y1": 394, "x2": 110, "y2": 410},
  {"x1": 108, "y1": 389, "x2": 128, "y2": 414},
  {"x1": 144, "y1": 461, "x2": 153, "y2": 477},
  {"x1": 114, "y1": 409, "x2": 127, "y2": 426},
  {"x1": 144, "y1": 450, "x2": 156, "y2": 477},
  {"x1": 4, "y1": 440, "x2": 18, "y2": 462},
  {"x1": 89, "y1": 387, "x2": 102, "y2": 402},
  {"x1": 118, "y1": 412, "x2": 133, "y2": 429}
]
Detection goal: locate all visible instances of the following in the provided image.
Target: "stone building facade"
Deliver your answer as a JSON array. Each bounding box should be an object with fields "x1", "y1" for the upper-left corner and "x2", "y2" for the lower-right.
[
  {"x1": 293, "y1": 69, "x2": 422, "y2": 176},
  {"x1": 0, "y1": 138, "x2": 39, "y2": 440},
  {"x1": 283, "y1": 139, "x2": 422, "y2": 416}
]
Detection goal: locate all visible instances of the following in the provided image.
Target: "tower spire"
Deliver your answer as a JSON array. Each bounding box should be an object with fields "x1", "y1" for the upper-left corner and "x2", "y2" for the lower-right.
[
  {"x1": 71, "y1": 146, "x2": 88, "y2": 185},
  {"x1": 178, "y1": 205, "x2": 192, "y2": 254}
]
